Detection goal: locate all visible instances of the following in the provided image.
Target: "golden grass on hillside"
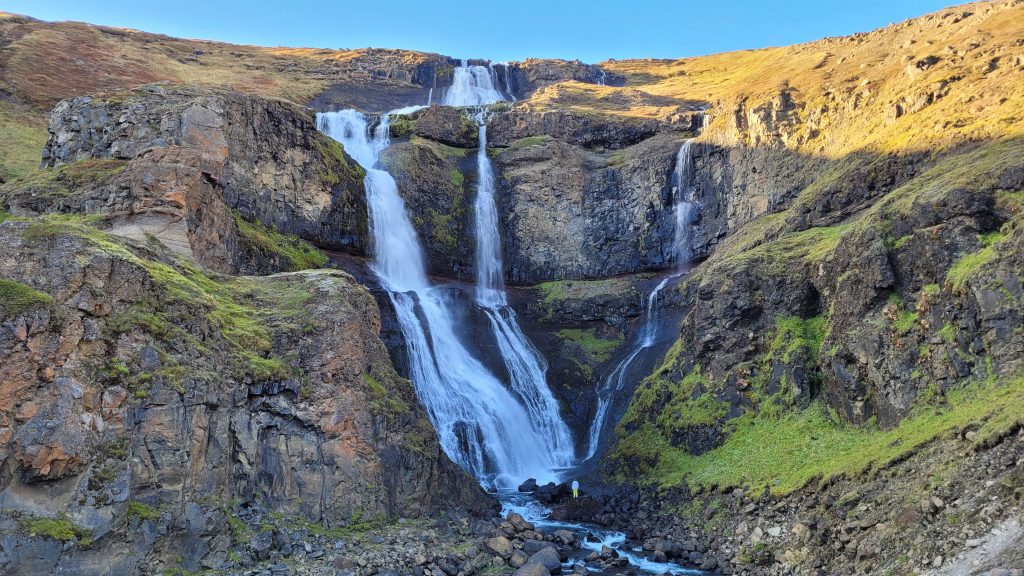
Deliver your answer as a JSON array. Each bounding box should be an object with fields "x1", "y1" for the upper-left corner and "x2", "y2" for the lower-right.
[
  {"x1": 587, "y1": 0, "x2": 1024, "y2": 157},
  {"x1": 0, "y1": 17, "x2": 444, "y2": 110},
  {"x1": 0, "y1": 102, "x2": 47, "y2": 181},
  {"x1": 527, "y1": 81, "x2": 698, "y2": 121}
]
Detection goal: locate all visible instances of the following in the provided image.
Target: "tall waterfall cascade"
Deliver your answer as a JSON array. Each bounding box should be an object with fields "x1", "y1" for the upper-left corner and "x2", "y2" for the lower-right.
[
  {"x1": 317, "y1": 62, "x2": 573, "y2": 487},
  {"x1": 472, "y1": 107, "x2": 576, "y2": 470},
  {"x1": 585, "y1": 120, "x2": 706, "y2": 459}
]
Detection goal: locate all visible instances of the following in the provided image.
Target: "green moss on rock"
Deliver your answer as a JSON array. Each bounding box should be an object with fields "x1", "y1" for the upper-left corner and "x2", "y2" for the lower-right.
[
  {"x1": 0, "y1": 278, "x2": 52, "y2": 316},
  {"x1": 0, "y1": 158, "x2": 127, "y2": 202},
  {"x1": 232, "y1": 210, "x2": 329, "y2": 271},
  {"x1": 556, "y1": 328, "x2": 622, "y2": 364},
  {"x1": 127, "y1": 501, "x2": 161, "y2": 521},
  {"x1": 612, "y1": 374, "x2": 1024, "y2": 495},
  {"x1": 946, "y1": 230, "x2": 1006, "y2": 292},
  {"x1": 20, "y1": 516, "x2": 91, "y2": 543}
]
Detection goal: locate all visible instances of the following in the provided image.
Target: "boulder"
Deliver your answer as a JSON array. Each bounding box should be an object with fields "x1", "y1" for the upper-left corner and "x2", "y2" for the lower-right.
[
  {"x1": 507, "y1": 512, "x2": 535, "y2": 532},
  {"x1": 510, "y1": 550, "x2": 530, "y2": 568},
  {"x1": 525, "y1": 547, "x2": 562, "y2": 572},
  {"x1": 484, "y1": 536, "x2": 514, "y2": 558},
  {"x1": 518, "y1": 478, "x2": 539, "y2": 492},
  {"x1": 513, "y1": 562, "x2": 551, "y2": 576}
]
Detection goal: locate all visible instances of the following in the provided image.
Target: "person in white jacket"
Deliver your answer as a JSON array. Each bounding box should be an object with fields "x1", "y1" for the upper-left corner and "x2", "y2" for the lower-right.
[{"x1": 571, "y1": 479, "x2": 579, "y2": 498}]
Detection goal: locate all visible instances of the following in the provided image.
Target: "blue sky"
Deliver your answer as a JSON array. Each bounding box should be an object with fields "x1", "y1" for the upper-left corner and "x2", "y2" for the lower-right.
[{"x1": 5, "y1": 0, "x2": 960, "y2": 62}]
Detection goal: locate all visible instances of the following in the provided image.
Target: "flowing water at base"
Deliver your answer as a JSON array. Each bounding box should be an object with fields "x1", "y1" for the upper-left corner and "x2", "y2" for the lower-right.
[{"x1": 500, "y1": 492, "x2": 704, "y2": 575}]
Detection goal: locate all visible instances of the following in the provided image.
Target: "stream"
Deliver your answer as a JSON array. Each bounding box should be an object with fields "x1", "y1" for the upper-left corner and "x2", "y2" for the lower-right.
[{"x1": 499, "y1": 492, "x2": 705, "y2": 575}]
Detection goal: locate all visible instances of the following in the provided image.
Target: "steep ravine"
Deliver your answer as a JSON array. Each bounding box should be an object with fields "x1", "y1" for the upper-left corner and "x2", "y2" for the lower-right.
[{"x1": 1, "y1": 2, "x2": 1023, "y2": 575}]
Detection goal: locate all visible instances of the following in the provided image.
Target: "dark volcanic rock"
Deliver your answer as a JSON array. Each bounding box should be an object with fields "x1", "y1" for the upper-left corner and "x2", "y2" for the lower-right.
[
  {"x1": 31, "y1": 85, "x2": 367, "y2": 274},
  {"x1": 494, "y1": 132, "x2": 686, "y2": 283}
]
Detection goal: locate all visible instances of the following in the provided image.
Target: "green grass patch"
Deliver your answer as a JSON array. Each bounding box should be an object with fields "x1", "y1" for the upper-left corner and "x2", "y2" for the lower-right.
[
  {"x1": 939, "y1": 323, "x2": 957, "y2": 344},
  {"x1": 409, "y1": 135, "x2": 468, "y2": 158},
  {"x1": 0, "y1": 158, "x2": 128, "y2": 201},
  {"x1": 620, "y1": 363, "x2": 729, "y2": 441},
  {"x1": 557, "y1": 328, "x2": 622, "y2": 364},
  {"x1": 0, "y1": 103, "x2": 48, "y2": 182},
  {"x1": 0, "y1": 278, "x2": 52, "y2": 317},
  {"x1": 705, "y1": 224, "x2": 850, "y2": 278},
  {"x1": 20, "y1": 516, "x2": 91, "y2": 543},
  {"x1": 449, "y1": 167, "x2": 464, "y2": 188},
  {"x1": 536, "y1": 276, "x2": 640, "y2": 307},
  {"x1": 770, "y1": 315, "x2": 827, "y2": 363},
  {"x1": 19, "y1": 214, "x2": 295, "y2": 381},
  {"x1": 314, "y1": 133, "x2": 366, "y2": 186},
  {"x1": 508, "y1": 135, "x2": 552, "y2": 150},
  {"x1": 946, "y1": 231, "x2": 1006, "y2": 292},
  {"x1": 127, "y1": 502, "x2": 161, "y2": 522},
  {"x1": 363, "y1": 372, "x2": 410, "y2": 416},
  {"x1": 232, "y1": 210, "x2": 329, "y2": 271},
  {"x1": 613, "y1": 375, "x2": 1024, "y2": 495}
]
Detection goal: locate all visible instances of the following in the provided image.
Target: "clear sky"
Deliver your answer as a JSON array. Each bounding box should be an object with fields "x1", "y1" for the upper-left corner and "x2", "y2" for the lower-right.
[{"x1": 4, "y1": 0, "x2": 962, "y2": 63}]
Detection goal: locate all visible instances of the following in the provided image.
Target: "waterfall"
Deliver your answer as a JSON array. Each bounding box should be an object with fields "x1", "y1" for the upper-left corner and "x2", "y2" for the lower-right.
[
  {"x1": 585, "y1": 275, "x2": 674, "y2": 460},
  {"x1": 444, "y1": 60, "x2": 505, "y2": 107},
  {"x1": 472, "y1": 110, "x2": 576, "y2": 468},
  {"x1": 500, "y1": 63, "x2": 517, "y2": 102},
  {"x1": 318, "y1": 109, "x2": 567, "y2": 488},
  {"x1": 672, "y1": 140, "x2": 699, "y2": 265},
  {"x1": 585, "y1": 130, "x2": 704, "y2": 459},
  {"x1": 596, "y1": 67, "x2": 608, "y2": 86}
]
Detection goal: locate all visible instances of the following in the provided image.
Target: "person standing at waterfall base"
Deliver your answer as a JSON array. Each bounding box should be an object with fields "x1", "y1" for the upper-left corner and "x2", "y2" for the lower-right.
[{"x1": 572, "y1": 479, "x2": 579, "y2": 498}]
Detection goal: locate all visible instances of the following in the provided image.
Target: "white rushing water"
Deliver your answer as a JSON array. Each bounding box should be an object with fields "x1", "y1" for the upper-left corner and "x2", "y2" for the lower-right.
[
  {"x1": 585, "y1": 131, "x2": 703, "y2": 459},
  {"x1": 318, "y1": 109, "x2": 567, "y2": 488},
  {"x1": 501, "y1": 492, "x2": 703, "y2": 575},
  {"x1": 443, "y1": 60, "x2": 505, "y2": 106},
  {"x1": 472, "y1": 107, "x2": 576, "y2": 470}
]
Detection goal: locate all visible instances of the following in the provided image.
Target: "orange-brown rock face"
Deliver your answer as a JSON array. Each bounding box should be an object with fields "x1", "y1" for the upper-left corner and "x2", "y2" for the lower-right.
[{"x1": 0, "y1": 223, "x2": 494, "y2": 573}]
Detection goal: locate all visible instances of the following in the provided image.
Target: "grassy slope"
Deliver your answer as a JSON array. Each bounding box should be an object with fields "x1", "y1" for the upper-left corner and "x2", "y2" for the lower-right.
[
  {"x1": 593, "y1": 0, "x2": 1024, "y2": 157},
  {"x1": 615, "y1": 376, "x2": 1024, "y2": 495},
  {"x1": 0, "y1": 12, "x2": 440, "y2": 179},
  {"x1": 612, "y1": 133, "x2": 1024, "y2": 496}
]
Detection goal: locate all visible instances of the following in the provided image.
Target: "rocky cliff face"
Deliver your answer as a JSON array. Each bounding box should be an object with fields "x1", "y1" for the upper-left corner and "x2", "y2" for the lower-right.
[
  {"x1": 493, "y1": 131, "x2": 689, "y2": 283},
  {"x1": 383, "y1": 105, "x2": 700, "y2": 284},
  {"x1": 0, "y1": 218, "x2": 492, "y2": 575},
  {"x1": 613, "y1": 105, "x2": 1024, "y2": 472},
  {"x1": 5, "y1": 85, "x2": 367, "y2": 275}
]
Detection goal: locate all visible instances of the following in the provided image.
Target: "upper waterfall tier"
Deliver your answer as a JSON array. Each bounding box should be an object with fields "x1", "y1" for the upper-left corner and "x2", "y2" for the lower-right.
[{"x1": 443, "y1": 61, "x2": 506, "y2": 107}]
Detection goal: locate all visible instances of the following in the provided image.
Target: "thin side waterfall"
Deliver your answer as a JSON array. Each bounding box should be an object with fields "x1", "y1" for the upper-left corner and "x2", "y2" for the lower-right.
[
  {"x1": 472, "y1": 109, "x2": 576, "y2": 467},
  {"x1": 672, "y1": 140, "x2": 699, "y2": 265},
  {"x1": 501, "y1": 63, "x2": 517, "y2": 102},
  {"x1": 318, "y1": 109, "x2": 565, "y2": 488},
  {"x1": 585, "y1": 130, "x2": 703, "y2": 459},
  {"x1": 584, "y1": 275, "x2": 673, "y2": 460}
]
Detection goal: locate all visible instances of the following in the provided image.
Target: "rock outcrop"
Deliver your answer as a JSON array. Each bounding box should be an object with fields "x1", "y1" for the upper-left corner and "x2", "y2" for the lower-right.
[
  {"x1": 14, "y1": 85, "x2": 368, "y2": 275},
  {"x1": 494, "y1": 132, "x2": 687, "y2": 283},
  {"x1": 0, "y1": 219, "x2": 493, "y2": 574}
]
